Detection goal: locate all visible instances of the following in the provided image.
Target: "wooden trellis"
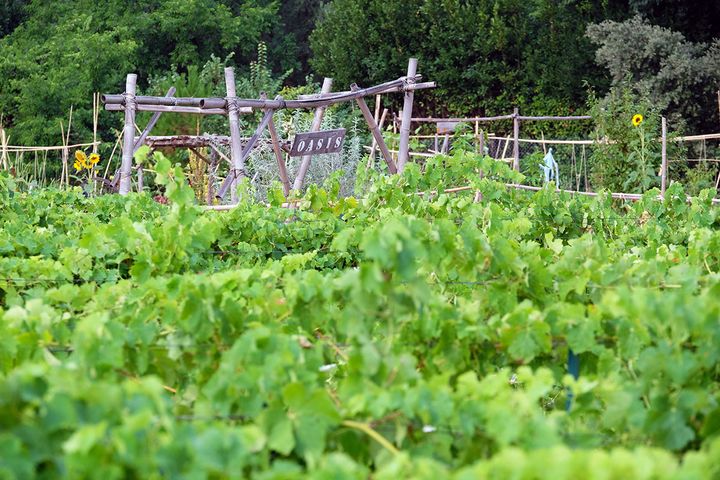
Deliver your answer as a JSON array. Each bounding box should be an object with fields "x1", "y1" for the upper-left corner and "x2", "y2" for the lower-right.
[{"x1": 102, "y1": 58, "x2": 435, "y2": 200}]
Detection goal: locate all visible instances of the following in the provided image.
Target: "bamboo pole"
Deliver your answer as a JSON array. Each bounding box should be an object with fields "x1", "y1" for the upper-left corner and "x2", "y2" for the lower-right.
[
  {"x1": 661, "y1": 116, "x2": 668, "y2": 195},
  {"x1": 92, "y1": 93, "x2": 99, "y2": 155},
  {"x1": 65, "y1": 106, "x2": 73, "y2": 188},
  {"x1": 351, "y1": 84, "x2": 397, "y2": 174},
  {"x1": 267, "y1": 115, "x2": 291, "y2": 196},
  {"x1": 59, "y1": 121, "x2": 67, "y2": 188},
  {"x1": 217, "y1": 100, "x2": 277, "y2": 199},
  {"x1": 224, "y1": 67, "x2": 244, "y2": 202},
  {"x1": 512, "y1": 107, "x2": 520, "y2": 171},
  {"x1": 478, "y1": 129, "x2": 484, "y2": 156},
  {"x1": 207, "y1": 147, "x2": 218, "y2": 205},
  {"x1": 474, "y1": 121, "x2": 479, "y2": 153},
  {"x1": 119, "y1": 74, "x2": 137, "y2": 195},
  {"x1": 293, "y1": 77, "x2": 333, "y2": 191},
  {"x1": 0, "y1": 122, "x2": 8, "y2": 171},
  {"x1": 397, "y1": 58, "x2": 418, "y2": 173},
  {"x1": 368, "y1": 108, "x2": 389, "y2": 168},
  {"x1": 102, "y1": 76, "x2": 433, "y2": 111}
]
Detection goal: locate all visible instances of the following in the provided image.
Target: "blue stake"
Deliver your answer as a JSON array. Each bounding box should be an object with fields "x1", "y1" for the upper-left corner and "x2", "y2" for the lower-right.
[{"x1": 566, "y1": 349, "x2": 580, "y2": 411}]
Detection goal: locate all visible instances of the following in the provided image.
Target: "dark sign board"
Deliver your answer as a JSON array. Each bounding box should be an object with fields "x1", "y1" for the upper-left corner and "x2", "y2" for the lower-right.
[{"x1": 290, "y1": 128, "x2": 346, "y2": 157}]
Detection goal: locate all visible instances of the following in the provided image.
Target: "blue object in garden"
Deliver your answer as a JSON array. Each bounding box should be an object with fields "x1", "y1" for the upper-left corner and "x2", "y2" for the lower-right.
[
  {"x1": 539, "y1": 147, "x2": 560, "y2": 187},
  {"x1": 565, "y1": 349, "x2": 580, "y2": 411}
]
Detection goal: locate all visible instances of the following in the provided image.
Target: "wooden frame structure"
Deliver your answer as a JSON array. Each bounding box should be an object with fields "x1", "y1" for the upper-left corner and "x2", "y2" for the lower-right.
[{"x1": 103, "y1": 58, "x2": 434, "y2": 199}]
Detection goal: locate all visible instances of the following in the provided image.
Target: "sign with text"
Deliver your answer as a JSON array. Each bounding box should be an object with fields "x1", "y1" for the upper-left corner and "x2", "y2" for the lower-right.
[{"x1": 290, "y1": 128, "x2": 346, "y2": 157}]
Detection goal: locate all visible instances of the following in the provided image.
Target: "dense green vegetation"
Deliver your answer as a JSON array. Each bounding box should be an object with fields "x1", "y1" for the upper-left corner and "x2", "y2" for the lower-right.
[
  {"x1": 2, "y1": 153, "x2": 720, "y2": 477},
  {"x1": 1, "y1": 0, "x2": 719, "y2": 148}
]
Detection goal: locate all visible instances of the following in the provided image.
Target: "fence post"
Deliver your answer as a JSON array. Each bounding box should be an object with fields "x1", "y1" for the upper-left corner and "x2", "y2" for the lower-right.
[
  {"x1": 119, "y1": 74, "x2": 137, "y2": 195},
  {"x1": 661, "y1": 116, "x2": 668, "y2": 196},
  {"x1": 293, "y1": 77, "x2": 333, "y2": 191},
  {"x1": 512, "y1": 107, "x2": 520, "y2": 172},
  {"x1": 224, "y1": 67, "x2": 244, "y2": 203},
  {"x1": 397, "y1": 58, "x2": 418, "y2": 173}
]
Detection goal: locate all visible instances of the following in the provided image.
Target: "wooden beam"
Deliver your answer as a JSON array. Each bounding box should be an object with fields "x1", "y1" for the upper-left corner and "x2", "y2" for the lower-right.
[
  {"x1": 368, "y1": 108, "x2": 389, "y2": 168},
  {"x1": 352, "y1": 84, "x2": 396, "y2": 173},
  {"x1": 119, "y1": 74, "x2": 137, "y2": 195},
  {"x1": 292, "y1": 77, "x2": 333, "y2": 191},
  {"x1": 224, "y1": 67, "x2": 244, "y2": 202},
  {"x1": 133, "y1": 87, "x2": 176, "y2": 153},
  {"x1": 105, "y1": 104, "x2": 234, "y2": 115},
  {"x1": 268, "y1": 115, "x2": 291, "y2": 196},
  {"x1": 397, "y1": 58, "x2": 418, "y2": 173}
]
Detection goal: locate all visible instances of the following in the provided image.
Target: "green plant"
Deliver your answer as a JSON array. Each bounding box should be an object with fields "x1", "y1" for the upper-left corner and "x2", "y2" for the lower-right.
[{"x1": 587, "y1": 84, "x2": 663, "y2": 192}]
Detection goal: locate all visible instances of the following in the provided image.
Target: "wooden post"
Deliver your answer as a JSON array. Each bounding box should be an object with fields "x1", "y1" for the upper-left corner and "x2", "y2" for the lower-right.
[
  {"x1": 661, "y1": 116, "x2": 668, "y2": 195},
  {"x1": 267, "y1": 116, "x2": 291, "y2": 196},
  {"x1": 478, "y1": 129, "x2": 484, "y2": 156},
  {"x1": 119, "y1": 74, "x2": 137, "y2": 195},
  {"x1": 293, "y1": 77, "x2": 333, "y2": 191},
  {"x1": 474, "y1": 121, "x2": 479, "y2": 153},
  {"x1": 217, "y1": 100, "x2": 278, "y2": 199},
  {"x1": 368, "y1": 95, "x2": 381, "y2": 162},
  {"x1": 351, "y1": 84, "x2": 397, "y2": 174},
  {"x1": 224, "y1": 67, "x2": 244, "y2": 202},
  {"x1": 137, "y1": 165, "x2": 144, "y2": 192},
  {"x1": 1, "y1": 122, "x2": 9, "y2": 171},
  {"x1": 207, "y1": 147, "x2": 218, "y2": 204},
  {"x1": 397, "y1": 58, "x2": 418, "y2": 173},
  {"x1": 92, "y1": 93, "x2": 99, "y2": 155},
  {"x1": 512, "y1": 107, "x2": 520, "y2": 171}
]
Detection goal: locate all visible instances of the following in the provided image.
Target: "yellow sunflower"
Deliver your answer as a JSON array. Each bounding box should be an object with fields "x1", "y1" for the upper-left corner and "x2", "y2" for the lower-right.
[
  {"x1": 88, "y1": 153, "x2": 100, "y2": 166},
  {"x1": 74, "y1": 150, "x2": 88, "y2": 168},
  {"x1": 632, "y1": 114, "x2": 644, "y2": 127},
  {"x1": 73, "y1": 160, "x2": 83, "y2": 172}
]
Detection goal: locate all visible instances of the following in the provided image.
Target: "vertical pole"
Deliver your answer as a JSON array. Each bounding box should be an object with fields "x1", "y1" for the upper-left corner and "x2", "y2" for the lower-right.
[
  {"x1": 267, "y1": 115, "x2": 291, "y2": 196},
  {"x1": 292, "y1": 77, "x2": 333, "y2": 191},
  {"x1": 475, "y1": 121, "x2": 479, "y2": 153},
  {"x1": 119, "y1": 74, "x2": 137, "y2": 195},
  {"x1": 512, "y1": 107, "x2": 520, "y2": 172},
  {"x1": 224, "y1": 67, "x2": 243, "y2": 203},
  {"x1": 207, "y1": 147, "x2": 218, "y2": 205},
  {"x1": 1, "y1": 124, "x2": 9, "y2": 171},
  {"x1": 661, "y1": 116, "x2": 668, "y2": 196},
  {"x1": 137, "y1": 166, "x2": 144, "y2": 192},
  {"x1": 397, "y1": 58, "x2": 418, "y2": 173},
  {"x1": 478, "y1": 129, "x2": 484, "y2": 156},
  {"x1": 369, "y1": 95, "x2": 382, "y2": 163}
]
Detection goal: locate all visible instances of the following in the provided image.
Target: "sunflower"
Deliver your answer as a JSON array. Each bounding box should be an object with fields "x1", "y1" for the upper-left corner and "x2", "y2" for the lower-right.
[
  {"x1": 88, "y1": 153, "x2": 100, "y2": 166},
  {"x1": 73, "y1": 160, "x2": 83, "y2": 172},
  {"x1": 74, "y1": 150, "x2": 88, "y2": 169},
  {"x1": 632, "y1": 114, "x2": 644, "y2": 127}
]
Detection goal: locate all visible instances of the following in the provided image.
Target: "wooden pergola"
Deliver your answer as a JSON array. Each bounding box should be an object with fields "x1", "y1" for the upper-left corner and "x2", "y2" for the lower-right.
[{"x1": 102, "y1": 58, "x2": 435, "y2": 202}]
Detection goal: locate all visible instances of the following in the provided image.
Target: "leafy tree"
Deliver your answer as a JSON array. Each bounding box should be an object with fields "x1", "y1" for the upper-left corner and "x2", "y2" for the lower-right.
[
  {"x1": 310, "y1": 0, "x2": 621, "y2": 121},
  {"x1": 0, "y1": 0, "x2": 278, "y2": 147},
  {"x1": 587, "y1": 16, "x2": 720, "y2": 132},
  {"x1": 0, "y1": 0, "x2": 29, "y2": 38}
]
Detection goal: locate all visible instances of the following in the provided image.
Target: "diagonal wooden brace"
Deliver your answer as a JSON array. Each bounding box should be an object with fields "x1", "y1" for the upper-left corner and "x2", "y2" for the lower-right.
[{"x1": 351, "y1": 84, "x2": 397, "y2": 174}]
